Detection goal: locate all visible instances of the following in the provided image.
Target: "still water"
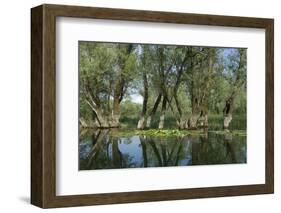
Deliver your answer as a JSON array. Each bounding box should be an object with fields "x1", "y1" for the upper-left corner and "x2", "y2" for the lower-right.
[{"x1": 79, "y1": 130, "x2": 246, "y2": 170}]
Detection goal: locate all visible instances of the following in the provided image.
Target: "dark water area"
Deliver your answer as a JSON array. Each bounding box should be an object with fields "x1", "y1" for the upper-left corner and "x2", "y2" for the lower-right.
[{"x1": 79, "y1": 130, "x2": 246, "y2": 170}]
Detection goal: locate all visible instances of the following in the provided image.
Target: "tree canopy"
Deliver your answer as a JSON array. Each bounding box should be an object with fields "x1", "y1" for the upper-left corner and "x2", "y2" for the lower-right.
[{"x1": 79, "y1": 42, "x2": 246, "y2": 131}]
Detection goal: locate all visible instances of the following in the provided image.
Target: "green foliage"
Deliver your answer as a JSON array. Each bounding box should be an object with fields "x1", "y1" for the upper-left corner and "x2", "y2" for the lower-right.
[
  {"x1": 135, "y1": 129, "x2": 204, "y2": 137},
  {"x1": 234, "y1": 90, "x2": 247, "y2": 113},
  {"x1": 79, "y1": 42, "x2": 247, "y2": 130},
  {"x1": 79, "y1": 42, "x2": 138, "y2": 118},
  {"x1": 108, "y1": 128, "x2": 246, "y2": 138},
  {"x1": 120, "y1": 100, "x2": 142, "y2": 116},
  {"x1": 109, "y1": 129, "x2": 205, "y2": 138}
]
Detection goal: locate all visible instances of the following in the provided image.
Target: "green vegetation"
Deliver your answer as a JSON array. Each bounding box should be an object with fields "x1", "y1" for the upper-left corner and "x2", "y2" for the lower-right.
[
  {"x1": 135, "y1": 129, "x2": 204, "y2": 137},
  {"x1": 79, "y1": 42, "x2": 246, "y2": 132},
  {"x1": 110, "y1": 129, "x2": 204, "y2": 138},
  {"x1": 85, "y1": 128, "x2": 246, "y2": 138}
]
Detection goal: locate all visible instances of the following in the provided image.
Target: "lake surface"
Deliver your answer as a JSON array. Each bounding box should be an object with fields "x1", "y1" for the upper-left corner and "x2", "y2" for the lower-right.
[{"x1": 79, "y1": 130, "x2": 246, "y2": 170}]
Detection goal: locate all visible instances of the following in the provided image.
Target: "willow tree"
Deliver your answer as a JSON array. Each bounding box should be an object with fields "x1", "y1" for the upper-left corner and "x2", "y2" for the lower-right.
[
  {"x1": 146, "y1": 93, "x2": 162, "y2": 128},
  {"x1": 167, "y1": 46, "x2": 191, "y2": 129},
  {"x1": 137, "y1": 45, "x2": 150, "y2": 129},
  {"x1": 137, "y1": 46, "x2": 220, "y2": 130},
  {"x1": 137, "y1": 44, "x2": 177, "y2": 129},
  {"x1": 79, "y1": 42, "x2": 137, "y2": 128},
  {"x1": 183, "y1": 47, "x2": 218, "y2": 129},
  {"x1": 154, "y1": 45, "x2": 178, "y2": 129},
  {"x1": 223, "y1": 49, "x2": 246, "y2": 130},
  {"x1": 195, "y1": 48, "x2": 217, "y2": 128},
  {"x1": 144, "y1": 55, "x2": 164, "y2": 129}
]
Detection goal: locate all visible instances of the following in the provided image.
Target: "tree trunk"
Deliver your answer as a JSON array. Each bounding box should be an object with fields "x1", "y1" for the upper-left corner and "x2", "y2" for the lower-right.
[
  {"x1": 146, "y1": 93, "x2": 162, "y2": 128},
  {"x1": 79, "y1": 118, "x2": 88, "y2": 128},
  {"x1": 197, "y1": 107, "x2": 208, "y2": 129},
  {"x1": 187, "y1": 94, "x2": 201, "y2": 129},
  {"x1": 137, "y1": 72, "x2": 149, "y2": 130},
  {"x1": 224, "y1": 114, "x2": 233, "y2": 130},
  {"x1": 145, "y1": 116, "x2": 152, "y2": 129},
  {"x1": 188, "y1": 113, "x2": 200, "y2": 129},
  {"x1": 85, "y1": 87, "x2": 121, "y2": 128},
  {"x1": 137, "y1": 116, "x2": 146, "y2": 130},
  {"x1": 112, "y1": 78, "x2": 122, "y2": 127},
  {"x1": 173, "y1": 48, "x2": 189, "y2": 129},
  {"x1": 187, "y1": 48, "x2": 215, "y2": 130},
  {"x1": 158, "y1": 96, "x2": 167, "y2": 129},
  {"x1": 111, "y1": 45, "x2": 133, "y2": 128},
  {"x1": 112, "y1": 99, "x2": 120, "y2": 127},
  {"x1": 177, "y1": 119, "x2": 186, "y2": 130},
  {"x1": 197, "y1": 49, "x2": 215, "y2": 129},
  {"x1": 158, "y1": 114, "x2": 165, "y2": 129},
  {"x1": 223, "y1": 97, "x2": 234, "y2": 130},
  {"x1": 174, "y1": 95, "x2": 185, "y2": 129}
]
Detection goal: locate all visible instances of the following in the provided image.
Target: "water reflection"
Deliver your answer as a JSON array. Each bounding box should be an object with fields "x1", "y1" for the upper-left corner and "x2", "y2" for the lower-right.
[{"x1": 79, "y1": 130, "x2": 246, "y2": 170}]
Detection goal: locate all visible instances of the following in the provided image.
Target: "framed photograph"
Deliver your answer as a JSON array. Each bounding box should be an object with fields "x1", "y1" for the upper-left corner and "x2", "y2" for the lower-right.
[{"x1": 31, "y1": 4, "x2": 274, "y2": 208}]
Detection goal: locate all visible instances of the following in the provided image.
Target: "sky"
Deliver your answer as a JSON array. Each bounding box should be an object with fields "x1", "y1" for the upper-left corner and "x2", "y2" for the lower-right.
[{"x1": 130, "y1": 94, "x2": 143, "y2": 104}]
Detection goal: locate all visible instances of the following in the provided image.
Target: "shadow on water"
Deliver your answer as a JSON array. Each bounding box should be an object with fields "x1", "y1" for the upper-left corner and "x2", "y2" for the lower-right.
[{"x1": 79, "y1": 129, "x2": 246, "y2": 170}]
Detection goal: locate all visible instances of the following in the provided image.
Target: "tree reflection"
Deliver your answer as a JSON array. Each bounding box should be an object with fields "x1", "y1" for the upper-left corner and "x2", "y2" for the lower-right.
[
  {"x1": 79, "y1": 130, "x2": 246, "y2": 170},
  {"x1": 191, "y1": 133, "x2": 246, "y2": 165},
  {"x1": 112, "y1": 138, "x2": 123, "y2": 168},
  {"x1": 145, "y1": 136, "x2": 190, "y2": 167},
  {"x1": 140, "y1": 136, "x2": 148, "y2": 167}
]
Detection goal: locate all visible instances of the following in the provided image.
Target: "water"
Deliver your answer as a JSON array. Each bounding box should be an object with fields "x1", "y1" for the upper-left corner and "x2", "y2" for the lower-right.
[{"x1": 79, "y1": 130, "x2": 246, "y2": 170}]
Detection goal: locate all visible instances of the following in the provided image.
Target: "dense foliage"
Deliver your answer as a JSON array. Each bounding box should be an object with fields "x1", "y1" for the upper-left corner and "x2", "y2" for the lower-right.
[{"x1": 79, "y1": 42, "x2": 246, "y2": 131}]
